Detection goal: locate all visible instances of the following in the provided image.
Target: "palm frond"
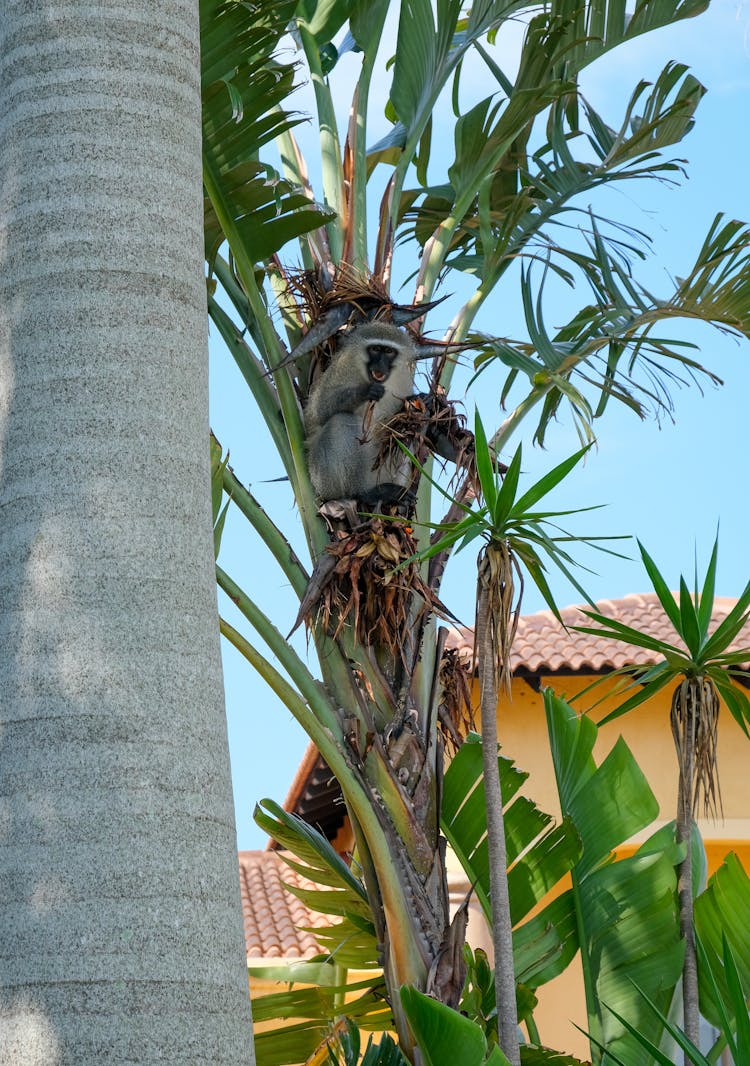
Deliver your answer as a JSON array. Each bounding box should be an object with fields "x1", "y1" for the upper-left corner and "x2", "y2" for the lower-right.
[{"x1": 201, "y1": 0, "x2": 335, "y2": 269}]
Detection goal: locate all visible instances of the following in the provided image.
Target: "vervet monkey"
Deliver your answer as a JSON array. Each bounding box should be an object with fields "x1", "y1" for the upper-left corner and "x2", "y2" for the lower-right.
[{"x1": 304, "y1": 323, "x2": 418, "y2": 506}]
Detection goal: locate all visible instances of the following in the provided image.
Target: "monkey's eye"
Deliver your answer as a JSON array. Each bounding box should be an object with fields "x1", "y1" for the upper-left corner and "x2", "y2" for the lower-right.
[{"x1": 368, "y1": 345, "x2": 397, "y2": 359}]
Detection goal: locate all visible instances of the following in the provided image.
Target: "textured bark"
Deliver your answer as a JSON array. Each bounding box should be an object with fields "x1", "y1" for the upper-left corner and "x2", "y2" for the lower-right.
[{"x1": 0, "y1": 2, "x2": 254, "y2": 1063}]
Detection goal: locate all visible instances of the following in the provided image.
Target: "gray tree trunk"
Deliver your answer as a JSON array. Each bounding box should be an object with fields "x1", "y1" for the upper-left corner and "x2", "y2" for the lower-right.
[{"x1": 0, "y1": 2, "x2": 254, "y2": 1063}]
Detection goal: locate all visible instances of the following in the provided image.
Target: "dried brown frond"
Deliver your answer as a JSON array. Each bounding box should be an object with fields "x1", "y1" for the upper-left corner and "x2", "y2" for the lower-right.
[
  {"x1": 438, "y1": 647, "x2": 476, "y2": 753},
  {"x1": 474, "y1": 541, "x2": 523, "y2": 699},
  {"x1": 671, "y1": 675, "x2": 722, "y2": 820},
  {"x1": 286, "y1": 264, "x2": 393, "y2": 326},
  {"x1": 300, "y1": 517, "x2": 451, "y2": 657}
]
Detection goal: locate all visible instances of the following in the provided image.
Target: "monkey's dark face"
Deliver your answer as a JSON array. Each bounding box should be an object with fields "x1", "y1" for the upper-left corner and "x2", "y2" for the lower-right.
[{"x1": 366, "y1": 343, "x2": 399, "y2": 383}]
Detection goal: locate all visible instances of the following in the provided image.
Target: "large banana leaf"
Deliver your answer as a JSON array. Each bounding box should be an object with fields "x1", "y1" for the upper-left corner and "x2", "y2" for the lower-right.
[
  {"x1": 400, "y1": 985, "x2": 512, "y2": 1066},
  {"x1": 201, "y1": 0, "x2": 335, "y2": 269},
  {"x1": 542, "y1": 690, "x2": 684, "y2": 1066},
  {"x1": 443, "y1": 694, "x2": 685, "y2": 1063},
  {"x1": 441, "y1": 732, "x2": 581, "y2": 933},
  {"x1": 694, "y1": 852, "x2": 750, "y2": 1031},
  {"x1": 401, "y1": 986, "x2": 587, "y2": 1066}
]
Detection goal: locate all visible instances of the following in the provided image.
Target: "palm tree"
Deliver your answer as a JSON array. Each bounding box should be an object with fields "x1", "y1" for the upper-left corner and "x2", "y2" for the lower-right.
[
  {"x1": 576, "y1": 540, "x2": 750, "y2": 1056},
  {"x1": 203, "y1": 0, "x2": 750, "y2": 1059},
  {"x1": 0, "y1": 4, "x2": 253, "y2": 1063}
]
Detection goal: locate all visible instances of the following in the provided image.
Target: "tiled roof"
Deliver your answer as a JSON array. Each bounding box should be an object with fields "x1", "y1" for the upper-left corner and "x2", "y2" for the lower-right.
[
  {"x1": 281, "y1": 594, "x2": 750, "y2": 842},
  {"x1": 447, "y1": 593, "x2": 750, "y2": 675},
  {"x1": 240, "y1": 850, "x2": 334, "y2": 959}
]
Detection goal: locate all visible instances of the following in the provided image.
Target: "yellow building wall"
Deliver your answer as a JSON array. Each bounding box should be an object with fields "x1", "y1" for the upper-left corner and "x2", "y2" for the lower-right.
[
  {"x1": 494, "y1": 674, "x2": 750, "y2": 867},
  {"x1": 486, "y1": 674, "x2": 750, "y2": 1058}
]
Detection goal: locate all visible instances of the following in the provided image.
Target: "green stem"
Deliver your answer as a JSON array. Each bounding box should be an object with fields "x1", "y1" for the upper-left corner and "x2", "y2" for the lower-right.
[
  {"x1": 273, "y1": 127, "x2": 318, "y2": 272},
  {"x1": 297, "y1": 23, "x2": 344, "y2": 263},
  {"x1": 221, "y1": 440, "x2": 369, "y2": 729},
  {"x1": 350, "y1": 63, "x2": 373, "y2": 271},
  {"x1": 492, "y1": 387, "x2": 549, "y2": 453},
  {"x1": 217, "y1": 565, "x2": 341, "y2": 737},
  {"x1": 203, "y1": 153, "x2": 327, "y2": 559},
  {"x1": 222, "y1": 465, "x2": 308, "y2": 597},
  {"x1": 208, "y1": 296, "x2": 293, "y2": 475},
  {"x1": 219, "y1": 616, "x2": 337, "y2": 762},
  {"x1": 525, "y1": 1014, "x2": 541, "y2": 1047}
]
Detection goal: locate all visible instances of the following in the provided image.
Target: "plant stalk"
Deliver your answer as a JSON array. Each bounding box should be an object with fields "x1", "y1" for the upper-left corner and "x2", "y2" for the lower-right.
[
  {"x1": 476, "y1": 568, "x2": 520, "y2": 1065},
  {"x1": 672, "y1": 679, "x2": 700, "y2": 1056}
]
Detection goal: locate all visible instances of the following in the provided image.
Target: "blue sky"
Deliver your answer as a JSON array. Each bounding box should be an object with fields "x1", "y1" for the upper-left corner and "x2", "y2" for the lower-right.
[{"x1": 209, "y1": 0, "x2": 750, "y2": 851}]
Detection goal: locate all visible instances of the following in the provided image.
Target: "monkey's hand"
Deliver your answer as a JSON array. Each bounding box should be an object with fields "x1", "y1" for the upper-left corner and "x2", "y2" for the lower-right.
[{"x1": 366, "y1": 381, "x2": 386, "y2": 401}]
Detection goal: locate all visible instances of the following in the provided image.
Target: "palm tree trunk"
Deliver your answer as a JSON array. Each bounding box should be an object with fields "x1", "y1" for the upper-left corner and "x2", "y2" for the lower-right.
[
  {"x1": 0, "y1": 3, "x2": 253, "y2": 1062},
  {"x1": 476, "y1": 579, "x2": 520, "y2": 1065}
]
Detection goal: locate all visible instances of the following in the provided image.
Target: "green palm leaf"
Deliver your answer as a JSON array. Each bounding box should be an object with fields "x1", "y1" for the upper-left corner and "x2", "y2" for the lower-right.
[
  {"x1": 254, "y1": 799, "x2": 382, "y2": 971},
  {"x1": 441, "y1": 733, "x2": 582, "y2": 930},
  {"x1": 252, "y1": 977, "x2": 393, "y2": 1066},
  {"x1": 201, "y1": 0, "x2": 335, "y2": 269}
]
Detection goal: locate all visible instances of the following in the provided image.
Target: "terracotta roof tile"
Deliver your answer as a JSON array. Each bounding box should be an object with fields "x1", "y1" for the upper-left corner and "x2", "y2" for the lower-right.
[
  {"x1": 239, "y1": 850, "x2": 335, "y2": 959},
  {"x1": 273, "y1": 595, "x2": 750, "y2": 852},
  {"x1": 447, "y1": 593, "x2": 750, "y2": 674}
]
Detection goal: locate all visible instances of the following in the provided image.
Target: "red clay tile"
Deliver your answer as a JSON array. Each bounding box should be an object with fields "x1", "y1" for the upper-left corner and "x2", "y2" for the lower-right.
[
  {"x1": 239, "y1": 850, "x2": 336, "y2": 959},
  {"x1": 447, "y1": 593, "x2": 750, "y2": 675}
]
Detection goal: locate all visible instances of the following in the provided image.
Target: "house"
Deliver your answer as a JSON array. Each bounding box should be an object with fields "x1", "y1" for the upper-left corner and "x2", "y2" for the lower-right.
[{"x1": 240, "y1": 594, "x2": 750, "y2": 1058}]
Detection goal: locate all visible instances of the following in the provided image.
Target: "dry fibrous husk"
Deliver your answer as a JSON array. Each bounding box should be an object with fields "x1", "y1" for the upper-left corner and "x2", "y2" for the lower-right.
[
  {"x1": 287, "y1": 263, "x2": 393, "y2": 325},
  {"x1": 300, "y1": 517, "x2": 452, "y2": 654},
  {"x1": 474, "y1": 541, "x2": 523, "y2": 699},
  {"x1": 438, "y1": 647, "x2": 476, "y2": 752},
  {"x1": 671, "y1": 675, "x2": 722, "y2": 819}
]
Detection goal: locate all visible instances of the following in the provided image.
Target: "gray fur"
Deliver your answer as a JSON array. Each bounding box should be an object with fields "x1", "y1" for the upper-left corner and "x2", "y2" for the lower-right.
[{"x1": 304, "y1": 323, "x2": 417, "y2": 503}]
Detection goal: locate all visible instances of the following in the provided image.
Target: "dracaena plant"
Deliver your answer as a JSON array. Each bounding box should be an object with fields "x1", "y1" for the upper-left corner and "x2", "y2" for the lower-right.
[{"x1": 574, "y1": 538, "x2": 750, "y2": 1055}]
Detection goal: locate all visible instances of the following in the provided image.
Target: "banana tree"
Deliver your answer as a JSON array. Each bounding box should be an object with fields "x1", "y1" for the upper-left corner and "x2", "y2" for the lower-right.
[
  {"x1": 574, "y1": 540, "x2": 750, "y2": 1054},
  {"x1": 443, "y1": 691, "x2": 687, "y2": 1066},
  {"x1": 595, "y1": 852, "x2": 750, "y2": 1066},
  {"x1": 201, "y1": 0, "x2": 750, "y2": 1057}
]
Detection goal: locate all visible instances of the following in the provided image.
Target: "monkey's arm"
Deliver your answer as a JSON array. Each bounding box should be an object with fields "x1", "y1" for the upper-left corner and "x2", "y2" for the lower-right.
[{"x1": 309, "y1": 381, "x2": 384, "y2": 426}]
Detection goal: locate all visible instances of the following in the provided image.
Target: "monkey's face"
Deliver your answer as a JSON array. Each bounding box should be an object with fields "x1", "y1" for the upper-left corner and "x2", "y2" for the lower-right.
[{"x1": 366, "y1": 343, "x2": 399, "y2": 383}]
